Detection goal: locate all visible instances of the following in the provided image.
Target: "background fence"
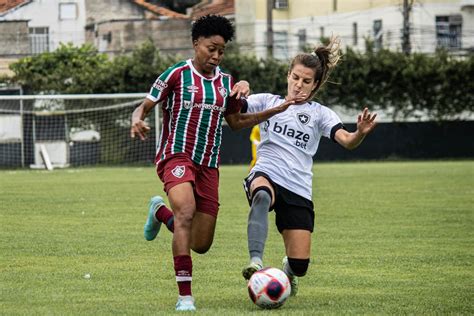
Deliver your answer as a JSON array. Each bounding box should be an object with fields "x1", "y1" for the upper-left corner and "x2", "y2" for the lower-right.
[{"x1": 0, "y1": 94, "x2": 472, "y2": 169}]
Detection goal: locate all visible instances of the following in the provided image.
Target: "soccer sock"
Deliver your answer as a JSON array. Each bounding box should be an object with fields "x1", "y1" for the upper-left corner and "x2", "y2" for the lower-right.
[
  {"x1": 174, "y1": 255, "x2": 192, "y2": 297},
  {"x1": 247, "y1": 189, "x2": 271, "y2": 261},
  {"x1": 155, "y1": 205, "x2": 174, "y2": 232},
  {"x1": 283, "y1": 259, "x2": 295, "y2": 277}
]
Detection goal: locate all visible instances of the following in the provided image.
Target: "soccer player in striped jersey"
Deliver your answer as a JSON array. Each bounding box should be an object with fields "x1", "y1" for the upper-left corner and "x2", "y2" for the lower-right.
[
  {"x1": 241, "y1": 37, "x2": 377, "y2": 297},
  {"x1": 130, "y1": 15, "x2": 306, "y2": 311}
]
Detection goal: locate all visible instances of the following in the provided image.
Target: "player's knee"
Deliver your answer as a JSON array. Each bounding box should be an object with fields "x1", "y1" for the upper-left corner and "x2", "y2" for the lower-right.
[
  {"x1": 251, "y1": 187, "x2": 272, "y2": 206},
  {"x1": 174, "y1": 211, "x2": 194, "y2": 229},
  {"x1": 191, "y1": 241, "x2": 213, "y2": 254},
  {"x1": 288, "y1": 258, "x2": 310, "y2": 277}
]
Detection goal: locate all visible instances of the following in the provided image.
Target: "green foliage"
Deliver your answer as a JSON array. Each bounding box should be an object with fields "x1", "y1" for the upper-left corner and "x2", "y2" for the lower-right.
[
  {"x1": 10, "y1": 43, "x2": 111, "y2": 94},
  {"x1": 221, "y1": 53, "x2": 288, "y2": 94},
  {"x1": 7, "y1": 41, "x2": 473, "y2": 120},
  {"x1": 321, "y1": 46, "x2": 474, "y2": 120}
]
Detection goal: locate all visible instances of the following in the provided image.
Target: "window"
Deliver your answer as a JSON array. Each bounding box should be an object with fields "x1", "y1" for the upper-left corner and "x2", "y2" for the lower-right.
[
  {"x1": 333, "y1": 0, "x2": 337, "y2": 12},
  {"x1": 373, "y1": 19, "x2": 383, "y2": 50},
  {"x1": 436, "y1": 15, "x2": 462, "y2": 50},
  {"x1": 59, "y1": 3, "x2": 77, "y2": 20},
  {"x1": 320, "y1": 26, "x2": 325, "y2": 39},
  {"x1": 273, "y1": 31, "x2": 288, "y2": 60},
  {"x1": 353, "y1": 22, "x2": 358, "y2": 46},
  {"x1": 297, "y1": 29, "x2": 307, "y2": 51},
  {"x1": 274, "y1": 0, "x2": 288, "y2": 9},
  {"x1": 29, "y1": 27, "x2": 49, "y2": 54}
]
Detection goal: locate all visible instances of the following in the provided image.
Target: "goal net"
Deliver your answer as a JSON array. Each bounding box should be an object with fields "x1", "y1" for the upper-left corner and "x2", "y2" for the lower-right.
[{"x1": 0, "y1": 94, "x2": 159, "y2": 168}]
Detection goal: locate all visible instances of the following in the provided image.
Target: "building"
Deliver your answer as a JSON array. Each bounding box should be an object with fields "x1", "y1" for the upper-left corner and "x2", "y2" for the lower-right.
[
  {"x1": 235, "y1": 0, "x2": 474, "y2": 59},
  {"x1": 0, "y1": 0, "x2": 87, "y2": 54},
  {"x1": 84, "y1": 0, "x2": 192, "y2": 57},
  {"x1": 0, "y1": 0, "x2": 193, "y2": 75}
]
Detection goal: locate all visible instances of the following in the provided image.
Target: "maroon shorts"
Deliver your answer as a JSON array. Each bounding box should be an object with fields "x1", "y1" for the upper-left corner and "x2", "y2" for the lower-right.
[{"x1": 156, "y1": 153, "x2": 220, "y2": 217}]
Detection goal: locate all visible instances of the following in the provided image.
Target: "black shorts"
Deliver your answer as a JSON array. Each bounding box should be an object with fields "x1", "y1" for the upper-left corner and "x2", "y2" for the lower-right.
[{"x1": 243, "y1": 171, "x2": 315, "y2": 233}]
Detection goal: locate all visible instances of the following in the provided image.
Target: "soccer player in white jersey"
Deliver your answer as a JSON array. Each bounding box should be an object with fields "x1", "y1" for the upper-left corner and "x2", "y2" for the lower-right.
[
  {"x1": 241, "y1": 37, "x2": 377, "y2": 296},
  {"x1": 130, "y1": 15, "x2": 305, "y2": 311}
]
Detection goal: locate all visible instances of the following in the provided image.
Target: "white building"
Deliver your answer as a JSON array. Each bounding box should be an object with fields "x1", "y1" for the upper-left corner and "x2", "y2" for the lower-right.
[
  {"x1": 0, "y1": 0, "x2": 87, "y2": 54},
  {"x1": 235, "y1": 0, "x2": 474, "y2": 59}
]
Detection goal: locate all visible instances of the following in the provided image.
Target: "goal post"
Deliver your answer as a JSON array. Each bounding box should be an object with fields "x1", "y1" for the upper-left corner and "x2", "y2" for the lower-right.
[{"x1": 0, "y1": 93, "x2": 160, "y2": 168}]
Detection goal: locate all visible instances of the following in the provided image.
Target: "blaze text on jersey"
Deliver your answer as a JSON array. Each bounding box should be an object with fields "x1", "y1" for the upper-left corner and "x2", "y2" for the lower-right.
[{"x1": 272, "y1": 122, "x2": 310, "y2": 149}]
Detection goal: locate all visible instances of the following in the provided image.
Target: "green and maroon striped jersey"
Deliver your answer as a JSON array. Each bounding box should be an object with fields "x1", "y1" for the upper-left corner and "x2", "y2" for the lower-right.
[{"x1": 147, "y1": 59, "x2": 241, "y2": 168}]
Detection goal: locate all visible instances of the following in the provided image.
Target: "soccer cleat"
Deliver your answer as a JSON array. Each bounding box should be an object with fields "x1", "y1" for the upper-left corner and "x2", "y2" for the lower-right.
[
  {"x1": 175, "y1": 295, "x2": 196, "y2": 311},
  {"x1": 282, "y1": 256, "x2": 299, "y2": 297},
  {"x1": 143, "y1": 196, "x2": 165, "y2": 241},
  {"x1": 242, "y1": 261, "x2": 263, "y2": 280}
]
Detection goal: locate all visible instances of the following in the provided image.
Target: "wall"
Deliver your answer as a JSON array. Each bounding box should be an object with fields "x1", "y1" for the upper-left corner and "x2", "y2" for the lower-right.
[
  {"x1": 86, "y1": 18, "x2": 192, "y2": 57},
  {"x1": 219, "y1": 121, "x2": 474, "y2": 164},
  {"x1": 1, "y1": 0, "x2": 87, "y2": 51},
  {"x1": 235, "y1": 0, "x2": 471, "y2": 59}
]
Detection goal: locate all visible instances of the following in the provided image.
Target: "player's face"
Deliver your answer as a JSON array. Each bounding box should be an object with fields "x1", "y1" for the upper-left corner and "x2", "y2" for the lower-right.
[
  {"x1": 287, "y1": 63, "x2": 317, "y2": 100},
  {"x1": 193, "y1": 35, "x2": 226, "y2": 77}
]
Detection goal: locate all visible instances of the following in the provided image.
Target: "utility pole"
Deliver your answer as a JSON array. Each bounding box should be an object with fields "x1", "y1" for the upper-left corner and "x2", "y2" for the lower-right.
[
  {"x1": 266, "y1": 0, "x2": 273, "y2": 58},
  {"x1": 402, "y1": 0, "x2": 413, "y2": 55}
]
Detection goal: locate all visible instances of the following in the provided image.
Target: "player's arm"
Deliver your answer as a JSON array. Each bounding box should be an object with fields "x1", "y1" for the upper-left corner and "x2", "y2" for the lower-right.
[
  {"x1": 335, "y1": 107, "x2": 377, "y2": 150},
  {"x1": 131, "y1": 98, "x2": 157, "y2": 140},
  {"x1": 226, "y1": 94, "x2": 307, "y2": 131}
]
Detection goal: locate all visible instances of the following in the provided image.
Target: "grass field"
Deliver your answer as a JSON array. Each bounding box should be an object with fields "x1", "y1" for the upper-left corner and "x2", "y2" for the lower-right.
[{"x1": 1, "y1": 161, "x2": 473, "y2": 315}]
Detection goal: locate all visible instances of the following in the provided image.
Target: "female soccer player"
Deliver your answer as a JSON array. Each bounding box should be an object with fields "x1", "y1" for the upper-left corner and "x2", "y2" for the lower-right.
[
  {"x1": 130, "y1": 15, "x2": 305, "y2": 311},
  {"x1": 241, "y1": 37, "x2": 377, "y2": 296}
]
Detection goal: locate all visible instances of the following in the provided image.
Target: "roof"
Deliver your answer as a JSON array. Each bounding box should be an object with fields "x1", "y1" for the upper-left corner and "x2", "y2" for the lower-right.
[
  {"x1": 0, "y1": 0, "x2": 30, "y2": 15},
  {"x1": 132, "y1": 0, "x2": 188, "y2": 19},
  {"x1": 191, "y1": 0, "x2": 235, "y2": 20}
]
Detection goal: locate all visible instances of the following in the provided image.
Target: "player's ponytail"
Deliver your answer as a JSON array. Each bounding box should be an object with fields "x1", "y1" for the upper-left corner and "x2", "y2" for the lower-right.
[{"x1": 289, "y1": 36, "x2": 342, "y2": 99}]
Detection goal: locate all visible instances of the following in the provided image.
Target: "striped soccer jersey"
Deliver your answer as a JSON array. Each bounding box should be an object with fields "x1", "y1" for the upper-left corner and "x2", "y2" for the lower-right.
[{"x1": 147, "y1": 59, "x2": 240, "y2": 168}]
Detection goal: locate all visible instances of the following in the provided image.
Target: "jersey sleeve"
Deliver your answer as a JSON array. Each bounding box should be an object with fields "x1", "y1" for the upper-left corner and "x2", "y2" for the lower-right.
[
  {"x1": 243, "y1": 94, "x2": 271, "y2": 113},
  {"x1": 223, "y1": 76, "x2": 244, "y2": 116},
  {"x1": 319, "y1": 106, "x2": 344, "y2": 142},
  {"x1": 146, "y1": 65, "x2": 180, "y2": 103}
]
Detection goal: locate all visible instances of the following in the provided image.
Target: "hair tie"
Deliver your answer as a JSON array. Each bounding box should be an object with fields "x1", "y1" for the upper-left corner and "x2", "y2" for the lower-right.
[{"x1": 311, "y1": 51, "x2": 320, "y2": 62}]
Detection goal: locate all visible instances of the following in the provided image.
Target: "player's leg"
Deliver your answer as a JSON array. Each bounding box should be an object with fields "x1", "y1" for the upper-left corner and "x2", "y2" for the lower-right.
[
  {"x1": 281, "y1": 229, "x2": 311, "y2": 296},
  {"x1": 190, "y1": 212, "x2": 216, "y2": 254},
  {"x1": 242, "y1": 174, "x2": 275, "y2": 280},
  {"x1": 144, "y1": 195, "x2": 174, "y2": 241},
  {"x1": 167, "y1": 181, "x2": 197, "y2": 311},
  {"x1": 275, "y1": 189, "x2": 314, "y2": 296},
  {"x1": 189, "y1": 165, "x2": 219, "y2": 254}
]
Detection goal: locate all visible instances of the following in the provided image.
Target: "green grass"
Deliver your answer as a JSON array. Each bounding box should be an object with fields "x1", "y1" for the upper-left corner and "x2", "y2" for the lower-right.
[{"x1": 1, "y1": 161, "x2": 473, "y2": 315}]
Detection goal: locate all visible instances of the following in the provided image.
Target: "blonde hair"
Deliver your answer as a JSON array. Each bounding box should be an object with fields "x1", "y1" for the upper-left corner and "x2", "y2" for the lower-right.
[{"x1": 289, "y1": 36, "x2": 342, "y2": 99}]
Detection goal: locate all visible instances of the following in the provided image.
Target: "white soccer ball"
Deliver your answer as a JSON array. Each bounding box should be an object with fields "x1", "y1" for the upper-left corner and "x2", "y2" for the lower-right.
[{"x1": 247, "y1": 267, "x2": 291, "y2": 309}]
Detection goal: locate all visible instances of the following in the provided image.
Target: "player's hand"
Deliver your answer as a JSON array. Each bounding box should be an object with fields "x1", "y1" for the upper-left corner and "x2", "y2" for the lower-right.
[
  {"x1": 230, "y1": 80, "x2": 250, "y2": 99},
  {"x1": 277, "y1": 92, "x2": 308, "y2": 112},
  {"x1": 131, "y1": 119, "x2": 151, "y2": 140},
  {"x1": 357, "y1": 107, "x2": 377, "y2": 135}
]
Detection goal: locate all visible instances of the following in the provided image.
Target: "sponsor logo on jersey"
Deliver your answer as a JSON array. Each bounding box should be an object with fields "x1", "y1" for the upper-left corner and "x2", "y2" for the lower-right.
[
  {"x1": 218, "y1": 86, "x2": 227, "y2": 98},
  {"x1": 297, "y1": 113, "x2": 310, "y2": 125},
  {"x1": 187, "y1": 85, "x2": 199, "y2": 94},
  {"x1": 272, "y1": 121, "x2": 310, "y2": 149},
  {"x1": 183, "y1": 100, "x2": 225, "y2": 112},
  {"x1": 171, "y1": 165, "x2": 185, "y2": 178},
  {"x1": 153, "y1": 79, "x2": 168, "y2": 91}
]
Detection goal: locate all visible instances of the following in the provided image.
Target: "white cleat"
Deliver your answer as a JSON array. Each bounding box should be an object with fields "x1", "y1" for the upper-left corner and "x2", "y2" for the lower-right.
[{"x1": 175, "y1": 295, "x2": 196, "y2": 312}]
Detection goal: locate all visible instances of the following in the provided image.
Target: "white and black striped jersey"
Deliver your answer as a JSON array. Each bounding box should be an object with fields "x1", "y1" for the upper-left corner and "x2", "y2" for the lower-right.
[{"x1": 244, "y1": 93, "x2": 343, "y2": 200}]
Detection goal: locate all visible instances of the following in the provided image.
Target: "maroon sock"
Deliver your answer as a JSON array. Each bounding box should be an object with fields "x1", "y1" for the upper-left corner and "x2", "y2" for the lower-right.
[
  {"x1": 155, "y1": 205, "x2": 174, "y2": 232},
  {"x1": 174, "y1": 255, "x2": 192, "y2": 296}
]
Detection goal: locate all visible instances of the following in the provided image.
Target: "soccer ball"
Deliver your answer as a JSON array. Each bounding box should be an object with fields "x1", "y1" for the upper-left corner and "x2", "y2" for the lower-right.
[{"x1": 247, "y1": 267, "x2": 291, "y2": 309}]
